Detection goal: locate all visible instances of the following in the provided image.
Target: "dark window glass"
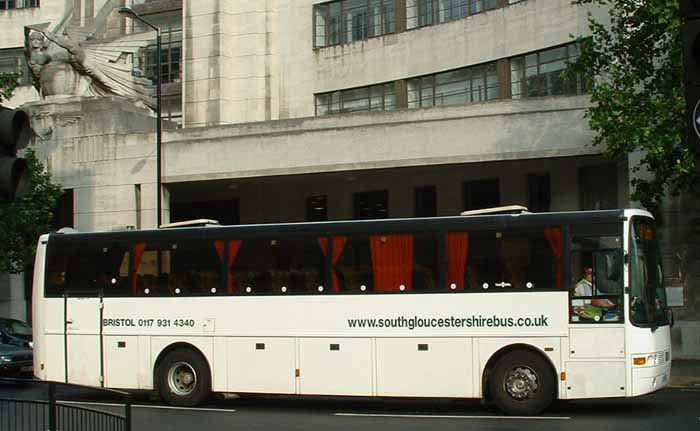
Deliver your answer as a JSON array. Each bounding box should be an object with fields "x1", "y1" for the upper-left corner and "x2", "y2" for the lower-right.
[
  {"x1": 407, "y1": 0, "x2": 497, "y2": 29},
  {"x1": 335, "y1": 232, "x2": 435, "y2": 293},
  {"x1": 45, "y1": 242, "x2": 130, "y2": 297},
  {"x1": 466, "y1": 228, "x2": 562, "y2": 291},
  {"x1": 335, "y1": 234, "x2": 373, "y2": 292},
  {"x1": 629, "y1": 217, "x2": 668, "y2": 326},
  {"x1": 307, "y1": 195, "x2": 328, "y2": 221},
  {"x1": 414, "y1": 232, "x2": 441, "y2": 291},
  {"x1": 415, "y1": 185, "x2": 436, "y2": 217},
  {"x1": 511, "y1": 43, "x2": 587, "y2": 99},
  {"x1": 232, "y1": 237, "x2": 326, "y2": 295},
  {"x1": 314, "y1": 0, "x2": 395, "y2": 47},
  {"x1": 570, "y1": 234, "x2": 624, "y2": 323},
  {"x1": 527, "y1": 174, "x2": 551, "y2": 212},
  {"x1": 407, "y1": 62, "x2": 498, "y2": 109},
  {"x1": 51, "y1": 189, "x2": 74, "y2": 231},
  {"x1": 316, "y1": 82, "x2": 395, "y2": 116},
  {"x1": 463, "y1": 178, "x2": 500, "y2": 211},
  {"x1": 579, "y1": 164, "x2": 618, "y2": 210},
  {"x1": 354, "y1": 190, "x2": 388, "y2": 219},
  {"x1": 133, "y1": 240, "x2": 223, "y2": 296},
  {"x1": 0, "y1": 0, "x2": 39, "y2": 10}
]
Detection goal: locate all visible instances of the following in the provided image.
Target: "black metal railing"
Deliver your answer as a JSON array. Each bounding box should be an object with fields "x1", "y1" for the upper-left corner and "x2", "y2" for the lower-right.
[{"x1": 0, "y1": 378, "x2": 131, "y2": 431}]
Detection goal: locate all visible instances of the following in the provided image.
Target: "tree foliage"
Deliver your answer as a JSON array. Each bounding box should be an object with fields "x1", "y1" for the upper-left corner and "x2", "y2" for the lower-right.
[
  {"x1": 0, "y1": 149, "x2": 63, "y2": 273},
  {"x1": 570, "y1": 0, "x2": 699, "y2": 216},
  {"x1": 0, "y1": 72, "x2": 19, "y2": 104},
  {"x1": 0, "y1": 72, "x2": 63, "y2": 274}
]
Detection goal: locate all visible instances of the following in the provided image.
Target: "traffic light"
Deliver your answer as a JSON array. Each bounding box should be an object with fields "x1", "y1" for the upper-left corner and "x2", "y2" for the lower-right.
[
  {"x1": 681, "y1": 0, "x2": 700, "y2": 154},
  {"x1": 0, "y1": 106, "x2": 31, "y2": 202}
]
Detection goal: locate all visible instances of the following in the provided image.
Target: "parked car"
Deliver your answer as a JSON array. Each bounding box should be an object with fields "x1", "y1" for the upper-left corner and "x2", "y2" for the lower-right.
[
  {"x1": 0, "y1": 318, "x2": 32, "y2": 349},
  {"x1": 0, "y1": 343, "x2": 33, "y2": 377}
]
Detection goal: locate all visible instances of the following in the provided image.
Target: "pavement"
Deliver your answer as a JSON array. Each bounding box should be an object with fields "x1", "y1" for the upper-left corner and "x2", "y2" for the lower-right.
[{"x1": 669, "y1": 359, "x2": 700, "y2": 388}]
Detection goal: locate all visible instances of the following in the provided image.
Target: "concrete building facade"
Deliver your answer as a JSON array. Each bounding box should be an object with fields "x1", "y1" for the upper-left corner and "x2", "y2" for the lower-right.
[{"x1": 0, "y1": 0, "x2": 698, "y2": 358}]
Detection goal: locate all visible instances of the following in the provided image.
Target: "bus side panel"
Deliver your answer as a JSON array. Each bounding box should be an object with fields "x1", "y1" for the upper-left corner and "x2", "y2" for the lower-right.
[
  {"x1": 44, "y1": 299, "x2": 67, "y2": 382},
  {"x1": 477, "y1": 338, "x2": 563, "y2": 398},
  {"x1": 376, "y1": 338, "x2": 473, "y2": 397},
  {"x1": 299, "y1": 337, "x2": 373, "y2": 396},
  {"x1": 226, "y1": 337, "x2": 296, "y2": 394}
]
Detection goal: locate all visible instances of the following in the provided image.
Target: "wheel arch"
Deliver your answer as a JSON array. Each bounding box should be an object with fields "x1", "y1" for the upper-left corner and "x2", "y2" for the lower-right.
[{"x1": 481, "y1": 343, "x2": 559, "y2": 402}]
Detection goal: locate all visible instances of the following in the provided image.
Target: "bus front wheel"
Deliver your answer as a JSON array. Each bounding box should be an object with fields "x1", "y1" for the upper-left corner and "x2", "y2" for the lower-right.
[
  {"x1": 489, "y1": 350, "x2": 555, "y2": 415},
  {"x1": 156, "y1": 348, "x2": 211, "y2": 407}
]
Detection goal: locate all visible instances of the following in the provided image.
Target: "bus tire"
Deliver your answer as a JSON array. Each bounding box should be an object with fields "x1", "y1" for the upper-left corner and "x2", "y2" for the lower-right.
[
  {"x1": 156, "y1": 348, "x2": 211, "y2": 407},
  {"x1": 489, "y1": 350, "x2": 555, "y2": 416}
]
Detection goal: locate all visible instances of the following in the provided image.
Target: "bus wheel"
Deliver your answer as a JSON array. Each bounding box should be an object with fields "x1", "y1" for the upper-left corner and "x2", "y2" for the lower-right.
[
  {"x1": 156, "y1": 348, "x2": 211, "y2": 407},
  {"x1": 489, "y1": 350, "x2": 554, "y2": 416}
]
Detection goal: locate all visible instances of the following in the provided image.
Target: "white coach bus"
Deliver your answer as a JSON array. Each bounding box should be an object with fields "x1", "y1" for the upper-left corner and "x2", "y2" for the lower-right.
[{"x1": 31, "y1": 208, "x2": 671, "y2": 415}]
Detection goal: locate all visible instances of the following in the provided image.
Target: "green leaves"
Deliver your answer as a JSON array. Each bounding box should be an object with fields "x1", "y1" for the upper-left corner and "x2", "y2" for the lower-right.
[
  {"x1": 0, "y1": 72, "x2": 19, "y2": 104},
  {"x1": 570, "y1": 0, "x2": 698, "y2": 217},
  {"x1": 0, "y1": 149, "x2": 63, "y2": 274}
]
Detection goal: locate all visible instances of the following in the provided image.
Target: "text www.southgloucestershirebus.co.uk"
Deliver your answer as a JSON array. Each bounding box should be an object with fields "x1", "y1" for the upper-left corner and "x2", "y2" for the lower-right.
[{"x1": 347, "y1": 315, "x2": 549, "y2": 330}]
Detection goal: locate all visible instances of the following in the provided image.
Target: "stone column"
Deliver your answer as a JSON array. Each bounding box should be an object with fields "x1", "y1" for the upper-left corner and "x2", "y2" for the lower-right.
[
  {"x1": 22, "y1": 96, "x2": 161, "y2": 231},
  {"x1": 183, "y1": 0, "x2": 272, "y2": 126}
]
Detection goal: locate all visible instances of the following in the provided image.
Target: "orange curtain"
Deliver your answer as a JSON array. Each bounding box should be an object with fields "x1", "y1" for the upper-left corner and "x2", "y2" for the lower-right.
[
  {"x1": 132, "y1": 242, "x2": 147, "y2": 294},
  {"x1": 215, "y1": 240, "x2": 242, "y2": 294},
  {"x1": 318, "y1": 236, "x2": 348, "y2": 292},
  {"x1": 544, "y1": 227, "x2": 563, "y2": 289},
  {"x1": 447, "y1": 232, "x2": 469, "y2": 290},
  {"x1": 370, "y1": 234, "x2": 413, "y2": 292}
]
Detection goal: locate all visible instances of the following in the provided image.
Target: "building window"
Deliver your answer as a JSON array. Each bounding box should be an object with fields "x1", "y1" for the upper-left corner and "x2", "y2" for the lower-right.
[
  {"x1": 51, "y1": 189, "x2": 74, "y2": 231},
  {"x1": 406, "y1": 0, "x2": 498, "y2": 30},
  {"x1": 407, "y1": 62, "x2": 498, "y2": 108},
  {"x1": 315, "y1": 0, "x2": 395, "y2": 48},
  {"x1": 307, "y1": 195, "x2": 328, "y2": 221},
  {"x1": 579, "y1": 165, "x2": 618, "y2": 210},
  {"x1": 0, "y1": 48, "x2": 30, "y2": 86},
  {"x1": 163, "y1": 95, "x2": 182, "y2": 129},
  {"x1": 354, "y1": 190, "x2": 388, "y2": 219},
  {"x1": 511, "y1": 43, "x2": 587, "y2": 99},
  {"x1": 415, "y1": 185, "x2": 436, "y2": 217},
  {"x1": 316, "y1": 82, "x2": 396, "y2": 115},
  {"x1": 463, "y1": 178, "x2": 500, "y2": 211},
  {"x1": 139, "y1": 12, "x2": 182, "y2": 85},
  {"x1": 527, "y1": 174, "x2": 551, "y2": 212},
  {"x1": 0, "y1": 0, "x2": 39, "y2": 10}
]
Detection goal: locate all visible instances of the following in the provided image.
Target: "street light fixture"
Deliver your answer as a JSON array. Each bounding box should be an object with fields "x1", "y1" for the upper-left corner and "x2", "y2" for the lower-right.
[{"x1": 118, "y1": 6, "x2": 163, "y2": 228}]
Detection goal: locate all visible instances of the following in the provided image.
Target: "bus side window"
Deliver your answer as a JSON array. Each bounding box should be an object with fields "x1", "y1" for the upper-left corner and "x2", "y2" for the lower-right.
[
  {"x1": 569, "y1": 235, "x2": 624, "y2": 323},
  {"x1": 170, "y1": 240, "x2": 222, "y2": 296},
  {"x1": 335, "y1": 235, "x2": 374, "y2": 293}
]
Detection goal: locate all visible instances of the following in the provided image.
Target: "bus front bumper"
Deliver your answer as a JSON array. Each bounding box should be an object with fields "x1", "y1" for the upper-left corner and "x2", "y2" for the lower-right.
[{"x1": 632, "y1": 362, "x2": 671, "y2": 396}]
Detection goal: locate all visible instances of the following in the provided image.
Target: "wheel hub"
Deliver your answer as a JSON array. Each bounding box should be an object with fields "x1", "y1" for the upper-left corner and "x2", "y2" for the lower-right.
[
  {"x1": 168, "y1": 361, "x2": 198, "y2": 396},
  {"x1": 504, "y1": 366, "x2": 539, "y2": 400}
]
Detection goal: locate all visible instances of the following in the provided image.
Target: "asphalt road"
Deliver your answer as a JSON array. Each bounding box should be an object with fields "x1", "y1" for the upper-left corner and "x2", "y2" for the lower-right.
[{"x1": 1, "y1": 381, "x2": 698, "y2": 431}]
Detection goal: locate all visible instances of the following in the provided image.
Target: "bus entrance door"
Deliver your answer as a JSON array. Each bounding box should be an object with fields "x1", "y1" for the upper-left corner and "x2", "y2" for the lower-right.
[{"x1": 64, "y1": 292, "x2": 103, "y2": 387}]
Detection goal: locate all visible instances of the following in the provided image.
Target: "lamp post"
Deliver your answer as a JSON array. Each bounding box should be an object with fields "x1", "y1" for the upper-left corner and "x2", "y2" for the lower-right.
[{"x1": 118, "y1": 6, "x2": 162, "y2": 228}]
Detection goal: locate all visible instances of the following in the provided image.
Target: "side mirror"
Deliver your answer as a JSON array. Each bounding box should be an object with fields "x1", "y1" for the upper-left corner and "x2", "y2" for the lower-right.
[{"x1": 668, "y1": 308, "x2": 675, "y2": 328}]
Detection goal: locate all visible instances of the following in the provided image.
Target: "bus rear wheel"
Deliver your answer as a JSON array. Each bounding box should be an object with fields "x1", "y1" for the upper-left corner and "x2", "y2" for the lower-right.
[
  {"x1": 156, "y1": 348, "x2": 211, "y2": 407},
  {"x1": 489, "y1": 350, "x2": 555, "y2": 416}
]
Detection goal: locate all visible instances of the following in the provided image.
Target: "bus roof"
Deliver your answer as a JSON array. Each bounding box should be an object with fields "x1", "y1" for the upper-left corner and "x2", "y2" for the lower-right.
[{"x1": 45, "y1": 209, "x2": 640, "y2": 244}]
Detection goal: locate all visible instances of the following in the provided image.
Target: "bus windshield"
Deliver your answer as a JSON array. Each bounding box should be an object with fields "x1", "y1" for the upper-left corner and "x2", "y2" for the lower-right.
[{"x1": 629, "y1": 217, "x2": 669, "y2": 328}]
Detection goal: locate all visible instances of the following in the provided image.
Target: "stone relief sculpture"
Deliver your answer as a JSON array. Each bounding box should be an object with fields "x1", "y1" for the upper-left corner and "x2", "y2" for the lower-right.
[{"x1": 24, "y1": 22, "x2": 156, "y2": 110}]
